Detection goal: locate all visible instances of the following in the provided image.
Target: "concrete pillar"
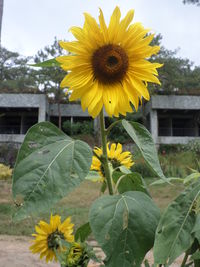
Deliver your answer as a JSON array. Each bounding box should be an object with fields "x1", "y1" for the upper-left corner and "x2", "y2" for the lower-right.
[
  {"x1": 150, "y1": 109, "x2": 158, "y2": 144},
  {"x1": 71, "y1": 116, "x2": 73, "y2": 125},
  {"x1": 195, "y1": 122, "x2": 199, "y2": 137},
  {"x1": 38, "y1": 95, "x2": 46, "y2": 122},
  {"x1": 20, "y1": 114, "x2": 25, "y2": 134}
]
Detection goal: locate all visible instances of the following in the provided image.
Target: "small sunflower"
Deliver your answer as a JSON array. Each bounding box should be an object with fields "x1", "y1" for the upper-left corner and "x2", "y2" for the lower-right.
[
  {"x1": 65, "y1": 242, "x2": 89, "y2": 267},
  {"x1": 30, "y1": 214, "x2": 74, "y2": 263},
  {"x1": 91, "y1": 142, "x2": 134, "y2": 179},
  {"x1": 57, "y1": 6, "x2": 162, "y2": 118}
]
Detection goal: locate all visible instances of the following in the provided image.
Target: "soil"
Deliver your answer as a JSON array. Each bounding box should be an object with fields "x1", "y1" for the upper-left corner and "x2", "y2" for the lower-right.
[{"x1": 0, "y1": 235, "x2": 184, "y2": 267}]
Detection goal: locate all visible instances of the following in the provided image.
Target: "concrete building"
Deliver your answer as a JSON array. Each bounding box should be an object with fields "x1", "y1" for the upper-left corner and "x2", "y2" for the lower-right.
[
  {"x1": 0, "y1": 93, "x2": 47, "y2": 143},
  {"x1": 145, "y1": 95, "x2": 200, "y2": 145},
  {"x1": 1, "y1": 93, "x2": 200, "y2": 146},
  {"x1": 0, "y1": 93, "x2": 97, "y2": 144}
]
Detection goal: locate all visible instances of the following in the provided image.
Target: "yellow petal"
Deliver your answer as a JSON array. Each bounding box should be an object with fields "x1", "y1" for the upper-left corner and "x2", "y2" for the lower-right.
[{"x1": 108, "y1": 6, "x2": 121, "y2": 42}]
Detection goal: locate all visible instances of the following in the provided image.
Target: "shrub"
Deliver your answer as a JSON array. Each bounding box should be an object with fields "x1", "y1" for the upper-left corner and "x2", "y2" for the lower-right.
[
  {"x1": 106, "y1": 118, "x2": 131, "y2": 144},
  {"x1": 131, "y1": 160, "x2": 155, "y2": 178},
  {"x1": 186, "y1": 139, "x2": 200, "y2": 155},
  {"x1": 0, "y1": 163, "x2": 12, "y2": 180},
  {"x1": 62, "y1": 120, "x2": 94, "y2": 136},
  {"x1": 0, "y1": 143, "x2": 18, "y2": 167},
  {"x1": 158, "y1": 144, "x2": 185, "y2": 154}
]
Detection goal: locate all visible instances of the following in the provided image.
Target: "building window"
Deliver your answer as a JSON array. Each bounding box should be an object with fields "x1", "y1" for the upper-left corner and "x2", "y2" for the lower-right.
[
  {"x1": 0, "y1": 108, "x2": 38, "y2": 135},
  {"x1": 158, "y1": 114, "x2": 198, "y2": 137}
]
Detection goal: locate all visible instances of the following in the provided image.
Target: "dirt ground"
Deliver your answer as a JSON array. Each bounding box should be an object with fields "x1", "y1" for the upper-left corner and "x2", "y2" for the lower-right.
[{"x1": 0, "y1": 235, "x2": 185, "y2": 267}]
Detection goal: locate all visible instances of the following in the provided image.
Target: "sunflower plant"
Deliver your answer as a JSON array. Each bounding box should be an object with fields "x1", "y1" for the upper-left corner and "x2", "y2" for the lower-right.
[{"x1": 11, "y1": 6, "x2": 200, "y2": 267}]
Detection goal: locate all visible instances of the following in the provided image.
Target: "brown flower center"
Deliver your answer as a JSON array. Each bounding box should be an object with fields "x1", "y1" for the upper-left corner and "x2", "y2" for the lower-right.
[
  {"x1": 47, "y1": 229, "x2": 64, "y2": 250},
  {"x1": 92, "y1": 44, "x2": 128, "y2": 84}
]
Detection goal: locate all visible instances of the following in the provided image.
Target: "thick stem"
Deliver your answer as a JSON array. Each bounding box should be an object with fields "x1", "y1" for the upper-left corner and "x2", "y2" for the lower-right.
[
  {"x1": 99, "y1": 110, "x2": 114, "y2": 195},
  {"x1": 181, "y1": 251, "x2": 189, "y2": 267},
  {"x1": 106, "y1": 119, "x2": 122, "y2": 136}
]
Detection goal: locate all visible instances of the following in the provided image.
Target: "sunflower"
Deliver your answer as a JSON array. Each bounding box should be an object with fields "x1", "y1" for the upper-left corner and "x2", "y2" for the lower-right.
[
  {"x1": 91, "y1": 142, "x2": 134, "y2": 179},
  {"x1": 57, "y1": 6, "x2": 162, "y2": 118},
  {"x1": 30, "y1": 214, "x2": 74, "y2": 263},
  {"x1": 65, "y1": 242, "x2": 89, "y2": 267}
]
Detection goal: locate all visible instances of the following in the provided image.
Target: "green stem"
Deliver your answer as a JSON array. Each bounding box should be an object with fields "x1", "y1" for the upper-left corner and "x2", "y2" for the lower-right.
[
  {"x1": 106, "y1": 119, "x2": 122, "y2": 136},
  {"x1": 99, "y1": 110, "x2": 114, "y2": 195},
  {"x1": 181, "y1": 251, "x2": 189, "y2": 267},
  {"x1": 114, "y1": 174, "x2": 126, "y2": 194}
]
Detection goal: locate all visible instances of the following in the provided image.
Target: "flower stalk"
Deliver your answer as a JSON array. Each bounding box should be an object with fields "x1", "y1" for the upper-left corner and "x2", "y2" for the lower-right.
[{"x1": 99, "y1": 109, "x2": 114, "y2": 195}]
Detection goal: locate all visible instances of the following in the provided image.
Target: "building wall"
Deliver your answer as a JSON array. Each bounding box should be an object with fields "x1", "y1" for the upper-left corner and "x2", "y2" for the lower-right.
[
  {"x1": 0, "y1": 94, "x2": 47, "y2": 143},
  {"x1": 146, "y1": 95, "x2": 200, "y2": 145}
]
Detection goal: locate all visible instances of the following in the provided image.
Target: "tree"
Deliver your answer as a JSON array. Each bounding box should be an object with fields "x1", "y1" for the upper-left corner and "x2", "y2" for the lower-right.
[
  {"x1": 150, "y1": 34, "x2": 200, "y2": 94},
  {"x1": 0, "y1": 47, "x2": 37, "y2": 92},
  {"x1": 33, "y1": 37, "x2": 67, "y2": 129},
  {"x1": 183, "y1": 0, "x2": 200, "y2": 5}
]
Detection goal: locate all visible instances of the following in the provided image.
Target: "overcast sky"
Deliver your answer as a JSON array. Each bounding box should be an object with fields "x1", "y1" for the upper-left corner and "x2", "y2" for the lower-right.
[{"x1": 2, "y1": 0, "x2": 200, "y2": 66}]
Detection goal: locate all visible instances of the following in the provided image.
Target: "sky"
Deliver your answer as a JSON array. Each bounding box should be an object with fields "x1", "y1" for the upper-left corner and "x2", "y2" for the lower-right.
[{"x1": 2, "y1": 0, "x2": 200, "y2": 66}]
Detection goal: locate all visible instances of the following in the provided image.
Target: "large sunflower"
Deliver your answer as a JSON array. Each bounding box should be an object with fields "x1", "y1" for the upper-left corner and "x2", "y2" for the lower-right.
[
  {"x1": 30, "y1": 214, "x2": 74, "y2": 263},
  {"x1": 57, "y1": 6, "x2": 162, "y2": 118},
  {"x1": 91, "y1": 142, "x2": 134, "y2": 179}
]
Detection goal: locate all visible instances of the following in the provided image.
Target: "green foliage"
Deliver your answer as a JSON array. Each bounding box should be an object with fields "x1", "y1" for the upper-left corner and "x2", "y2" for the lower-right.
[
  {"x1": 0, "y1": 47, "x2": 37, "y2": 92},
  {"x1": 30, "y1": 58, "x2": 60, "y2": 68},
  {"x1": 89, "y1": 191, "x2": 160, "y2": 267},
  {"x1": 151, "y1": 34, "x2": 200, "y2": 94},
  {"x1": 106, "y1": 112, "x2": 141, "y2": 143},
  {"x1": 159, "y1": 144, "x2": 185, "y2": 154},
  {"x1": 0, "y1": 143, "x2": 18, "y2": 167},
  {"x1": 62, "y1": 120, "x2": 94, "y2": 136},
  {"x1": 112, "y1": 171, "x2": 150, "y2": 196},
  {"x1": 186, "y1": 140, "x2": 200, "y2": 155},
  {"x1": 0, "y1": 163, "x2": 12, "y2": 180},
  {"x1": 75, "y1": 222, "x2": 92, "y2": 242},
  {"x1": 183, "y1": 0, "x2": 200, "y2": 5},
  {"x1": 12, "y1": 122, "x2": 92, "y2": 220},
  {"x1": 33, "y1": 38, "x2": 66, "y2": 100},
  {"x1": 122, "y1": 119, "x2": 167, "y2": 181},
  {"x1": 131, "y1": 160, "x2": 155, "y2": 178},
  {"x1": 154, "y1": 180, "x2": 200, "y2": 265},
  {"x1": 160, "y1": 151, "x2": 198, "y2": 178}
]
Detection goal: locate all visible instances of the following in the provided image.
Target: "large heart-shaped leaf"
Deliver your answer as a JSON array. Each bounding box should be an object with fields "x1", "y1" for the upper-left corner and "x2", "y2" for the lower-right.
[
  {"x1": 112, "y1": 171, "x2": 150, "y2": 196},
  {"x1": 89, "y1": 191, "x2": 160, "y2": 267},
  {"x1": 12, "y1": 122, "x2": 92, "y2": 220},
  {"x1": 122, "y1": 120, "x2": 167, "y2": 181},
  {"x1": 154, "y1": 181, "x2": 200, "y2": 265}
]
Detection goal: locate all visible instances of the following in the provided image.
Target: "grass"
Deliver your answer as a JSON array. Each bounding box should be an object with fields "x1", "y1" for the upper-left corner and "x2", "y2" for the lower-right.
[
  {"x1": 0, "y1": 177, "x2": 185, "y2": 236},
  {"x1": 0, "y1": 180, "x2": 101, "y2": 236},
  {"x1": 0, "y1": 148, "x2": 196, "y2": 237}
]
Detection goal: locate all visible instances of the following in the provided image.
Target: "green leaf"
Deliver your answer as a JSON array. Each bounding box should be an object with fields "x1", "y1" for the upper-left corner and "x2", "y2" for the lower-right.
[
  {"x1": 192, "y1": 214, "x2": 200, "y2": 243},
  {"x1": 150, "y1": 177, "x2": 184, "y2": 186},
  {"x1": 113, "y1": 171, "x2": 150, "y2": 196},
  {"x1": 154, "y1": 181, "x2": 200, "y2": 265},
  {"x1": 75, "y1": 222, "x2": 92, "y2": 242},
  {"x1": 184, "y1": 172, "x2": 200, "y2": 184},
  {"x1": 118, "y1": 165, "x2": 132, "y2": 174},
  {"x1": 12, "y1": 122, "x2": 92, "y2": 220},
  {"x1": 191, "y1": 250, "x2": 200, "y2": 260},
  {"x1": 144, "y1": 259, "x2": 151, "y2": 267},
  {"x1": 89, "y1": 191, "x2": 160, "y2": 267},
  {"x1": 122, "y1": 120, "x2": 167, "y2": 181},
  {"x1": 30, "y1": 58, "x2": 60, "y2": 67}
]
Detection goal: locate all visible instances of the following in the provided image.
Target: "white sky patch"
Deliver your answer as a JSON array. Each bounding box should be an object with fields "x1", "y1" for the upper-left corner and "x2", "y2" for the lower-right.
[{"x1": 1, "y1": 0, "x2": 200, "y2": 66}]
